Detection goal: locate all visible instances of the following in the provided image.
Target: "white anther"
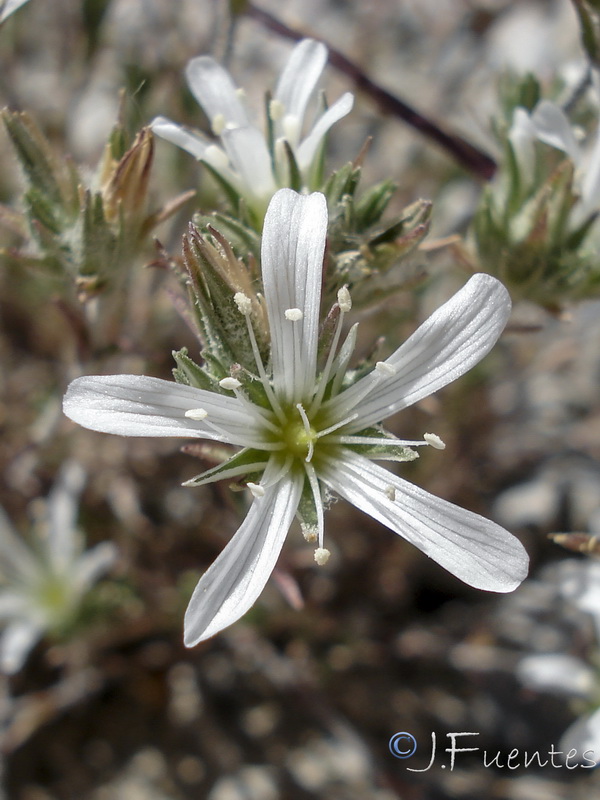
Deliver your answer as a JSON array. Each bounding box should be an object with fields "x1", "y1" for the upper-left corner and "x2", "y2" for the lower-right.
[
  {"x1": 184, "y1": 408, "x2": 208, "y2": 421},
  {"x1": 203, "y1": 145, "x2": 229, "y2": 169},
  {"x1": 384, "y1": 485, "x2": 397, "y2": 502},
  {"x1": 285, "y1": 308, "x2": 303, "y2": 321},
  {"x1": 337, "y1": 286, "x2": 352, "y2": 313},
  {"x1": 269, "y1": 99, "x2": 285, "y2": 121},
  {"x1": 219, "y1": 377, "x2": 242, "y2": 391},
  {"x1": 375, "y1": 361, "x2": 397, "y2": 376},
  {"x1": 282, "y1": 114, "x2": 301, "y2": 145},
  {"x1": 314, "y1": 547, "x2": 331, "y2": 566},
  {"x1": 235, "y1": 88, "x2": 246, "y2": 100},
  {"x1": 211, "y1": 113, "x2": 226, "y2": 136},
  {"x1": 424, "y1": 433, "x2": 446, "y2": 450},
  {"x1": 247, "y1": 482, "x2": 265, "y2": 498},
  {"x1": 234, "y1": 292, "x2": 252, "y2": 315}
]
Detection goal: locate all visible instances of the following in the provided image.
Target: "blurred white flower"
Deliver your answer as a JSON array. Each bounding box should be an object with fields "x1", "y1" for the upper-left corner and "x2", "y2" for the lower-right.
[
  {"x1": 64, "y1": 189, "x2": 528, "y2": 646},
  {"x1": 151, "y1": 39, "x2": 353, "y2": 221},
  {"x1": 0, "y1": 462, "x2": 117, "y2": 674},
  {"x1": 509, "y1": 94, "x2": 600, "y2": 220}
]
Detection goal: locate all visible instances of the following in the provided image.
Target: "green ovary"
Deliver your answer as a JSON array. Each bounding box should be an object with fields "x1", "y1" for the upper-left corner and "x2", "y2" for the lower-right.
[{"x1": 281, "y1": 420, "x2": 317, "y2": 460}]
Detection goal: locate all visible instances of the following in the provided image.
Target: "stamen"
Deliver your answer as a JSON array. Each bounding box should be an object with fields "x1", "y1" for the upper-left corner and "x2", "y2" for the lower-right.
[
  {"x1": 184, "y1": 408, "x2": 208, "y2": 421},
  {"x1": 269, "y1": 99, "x2": 285, "y2": 121},
  {"x1": 203, "y1": 145, "x2": 229, "y2": 170},
  {"x1": 384, "y1": 486, "x2": 397, "y2": 502},
  {"x1": 309, "y1": 294, "x2": 351, "y2": 415},
  {"x1": 211, "y1": 113, "x2": 226, "y2": 136},
  {"x1": 235, "y1": 88, "x2": 246, "y2": 100},
  {"x1": 282, "y1": 114, "x2": 301, "y2": 146},
  {"x1": 296, "y1": 403, "x2": 314, "y2": 462},
  {"x1": 237, "y1": 303, "x2": 286, "y2": 423},
  {"x1": 305, "y1": 462, "x2": 325, "y2": 549},
  {"x1": 375, "y1": 361, "x2": 397, "y2": 376},
  {"x1": 424, "y1": 432, "x2": 446, "y2": 450},
  {"x1": 314, "y1": 547, "x2": 331, "y2": 566},
  {"x1": 219, "y1": 377, "x2": 242, "y2": 391},
  {"x1": 330, "y1": 323, "x2": 359, "y2": 398},
  {"x1": 315, "y1": 413, "x2": 359, "y2": 439},
  {"x1": 285, "y1": 308, "x2": 303, "y2": 321},
  {"x1": 329, "y1": 435, "x2": 426, "y2": 447},
  {"x1": 183, "y1": 460, "x2": 268, "y2": 488},
  {"x1": 247, "y1": 482, "x2": 265, "y2": 498}
]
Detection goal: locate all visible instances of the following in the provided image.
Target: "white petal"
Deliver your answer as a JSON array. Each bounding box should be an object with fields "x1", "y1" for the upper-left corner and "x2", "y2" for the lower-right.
[
  {"x1": 560, "y1": 708, "x2": 600, "y2": 763},
  {"x1": 580, "y1": 126, "x2": 600, "y2": 215},
  {"x1": 0, "y1": 620, "x2": 42, "y2": 674},
  {"x1": 150, "y1": 116, "x2": 210, "y2": 160},
  {"x1": 183, "y1": 468, "x2": 303, "y2": 645},
  {"x1": 296, "y1": 92, "x2": 354, "y2": 170},
  {"x1": 63, "y1": 375, "x2": 262, "y2": 447},
  {"x1": 530, "y1": 100, "x2": 581, "y2": 163},
  {"x1": 320, "y1": 451, "x2": 529, "y2": 592},
  {"x1": 274, "y1": 39, "x2": 327, "y2": 128},
  {"x1": 261, "y1": 189, "x2": 328, "y2": 403},
  {"x1": 328, "y1": 274, "x2": 512, "y2": 432},
  {"x1": 0, "y1": 506, "x2": 38, "y2": 579},
  {"x1": 73, "y1": 542, "x2": 118, "y2": 593},
  {"x1": 185, "y1": 56, "x2": 250, "y2": 129},
  {"x1": 46, "y1": 460, "x2": 86, "y2": 571},
  {"x1": 0, "y1": 591, "x2": 29, "y2": 620},
  {"x1": 220, "y1": 126, "x2": 276, "y2": 201},
  {"x1": 0, "y1": 0, "x2": 31, "y2": 24}
]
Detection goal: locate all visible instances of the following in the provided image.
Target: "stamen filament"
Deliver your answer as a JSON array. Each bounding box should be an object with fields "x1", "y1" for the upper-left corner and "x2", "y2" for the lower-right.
[
  {"x1": 315, "y1": 413, "x2": 359, "y2": 439},
  {"x1": 183, "y1": 461, "x2": 268, "y2": 488},
  {"x1": 241, "y1": 310, "x2": 286, "y2": 424},
  {"x1": 309, "y1": 299, "x2": 348, "y2": 416},
  {"x1": 304, "y1": 462, "x2": 324, "y2": 549}
]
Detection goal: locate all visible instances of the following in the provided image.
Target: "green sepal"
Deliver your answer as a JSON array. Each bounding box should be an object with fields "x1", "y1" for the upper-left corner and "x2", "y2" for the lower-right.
[
  {"x1": 296, "y1": 475, "x2": 320, "y2": 542},
  {"x1": 172, "y1": 347, "x2": 218, "y2": 391},
  {"x1": 354, "y1": 179, "x2": 396, "y2": 230},
  {"x1": 199, "y1": 158, "x2": 243, "y2": 214},
  {"x1": 281, "y1": 139, "x2": 302, "y2": 192},
  {"x1": 183, "y1": 448, "x2": 268, "y2": 487},
  {"x1": 348, "y1": 427, "x2": 420, "y2": 463}
]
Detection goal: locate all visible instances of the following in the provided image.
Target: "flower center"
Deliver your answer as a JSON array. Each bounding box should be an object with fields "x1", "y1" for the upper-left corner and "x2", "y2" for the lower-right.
[{"x1": 279, "y1": 404, "x2": 318, "y2": 462}]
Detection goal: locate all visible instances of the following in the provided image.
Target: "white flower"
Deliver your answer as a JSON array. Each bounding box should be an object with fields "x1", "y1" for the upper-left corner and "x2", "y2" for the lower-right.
[
  {"x1": 151, "y1": 39, "x2": 353, "y2": 219},
  {"x1": 509, "y1": 97, "x2": 600, "y2": 219},
  {"x1": 0, "y1": 462, "x2": 117, "y2": 674},
  {"x1": 63, "y1": 189, "x2": 529, "y2": 646}
]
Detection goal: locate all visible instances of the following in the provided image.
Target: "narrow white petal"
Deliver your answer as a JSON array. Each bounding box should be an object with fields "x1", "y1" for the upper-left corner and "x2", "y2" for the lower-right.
[
  {"x1": 0, "y1": 591, "x2": 29, "y2": 620},
  {"x1": 530, "y1": 100, "x2": 581, "y2": 163},
  {"x1": 0, "y1": 620, "x2": 42, "y2": 674},
  {"x1": 328, "y1": 274, "x2": 512, "y2": 432},
  {"x1": 261, "y1": 189, "x2": 328, "y2": 403},
  {"x1": 0, "y1": 0, "x2": 31, "y2": 24},
  {"x1": 0, "y1": 506, "x2": 38, "y2": 578},
  {"x1": 185, "y1": 56, "x2": 250, "y2": 129},
  {"x1": 220, "y1": 126, "x2": 275, "y2": 200},
  {"x1": 320, "y1": 451, "x2": 529, "y2": 592},
  {"x1": 274, "y1": 39, "x2": 327, "y2": 128},
  {"x1": 296, "y1": 92, "x2": 354, "y2": 170},
  {"x1": 150, "y1": 116, "x2": 210, "y2": 160},
  {"x1": 63, "y1": 375, "x2": 262, "y2": 447},
  {"x1": 46, "y1": 460, "x2": 86, "y2": 571},
  {"x1": 73, "y1": 542, "x2": 118, "y2": 593},
  {"x1": 580, "y1": 126, "x2": 600, "y2": 215},
  {"x1": 183, "y1": 468, "x2": 303, "y2": 645}
]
